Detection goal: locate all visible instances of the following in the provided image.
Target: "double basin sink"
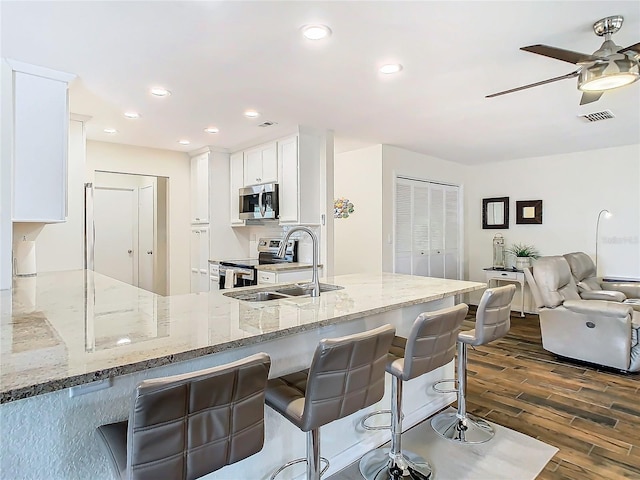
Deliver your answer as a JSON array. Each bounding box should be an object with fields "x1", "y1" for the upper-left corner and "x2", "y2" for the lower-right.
[{"x1": 223, "y1": 283, "x2": 343, "y2": 302}]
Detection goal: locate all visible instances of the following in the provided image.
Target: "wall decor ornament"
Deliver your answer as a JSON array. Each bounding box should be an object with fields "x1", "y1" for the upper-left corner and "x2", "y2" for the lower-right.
[
  {"x1": 482, "y1": 197, "x2": 509, "y2": 229},
  {"x1": 516, "y1": 200, "x2": 543, "y2": 224},
  {"x1": 334, "y1": 197, "x2": 355, "y2": 219}
]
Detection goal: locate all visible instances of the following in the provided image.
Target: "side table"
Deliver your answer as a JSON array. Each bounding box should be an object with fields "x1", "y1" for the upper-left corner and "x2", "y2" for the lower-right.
[{"x1": 484, "y1": 268, "x2": 526, "y2": 317}]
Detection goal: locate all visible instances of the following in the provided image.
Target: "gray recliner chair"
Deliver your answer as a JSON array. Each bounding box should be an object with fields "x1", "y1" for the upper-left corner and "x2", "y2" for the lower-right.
[
  {"x1": 564, "y1": 252, "x2": 640, "y2": 306},
  {"x1": 525, "y1": 256, "x2": 640, "y2": 373}
]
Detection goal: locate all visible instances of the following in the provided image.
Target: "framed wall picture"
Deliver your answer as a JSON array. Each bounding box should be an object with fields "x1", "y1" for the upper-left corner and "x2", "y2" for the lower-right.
[
  {"x1": 516, "y1": 200, "x2": 543, "y2": 224},
  {"x1": 482, "y1": 197, "x2": 509, "y2": 229}
]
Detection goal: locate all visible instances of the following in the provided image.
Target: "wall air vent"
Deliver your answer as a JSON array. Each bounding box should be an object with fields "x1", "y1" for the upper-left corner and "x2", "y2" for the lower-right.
[
  {"x1": 578, "y1": 110, "x2": 615, "y2": 123},
  {"x1": 258, "y1": 121, "x2": 278, "y2": 127}
]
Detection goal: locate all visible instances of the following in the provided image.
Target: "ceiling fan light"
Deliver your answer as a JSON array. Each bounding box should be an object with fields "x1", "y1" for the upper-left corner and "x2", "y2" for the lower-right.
[{"x1": 578, "y1": 58, "x2": 640, "y2": 91}]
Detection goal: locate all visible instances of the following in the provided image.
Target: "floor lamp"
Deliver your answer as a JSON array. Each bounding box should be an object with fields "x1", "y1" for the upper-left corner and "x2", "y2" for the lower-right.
[{"x1": 595, "y1": 209, "x2": 611, "y2": 276}]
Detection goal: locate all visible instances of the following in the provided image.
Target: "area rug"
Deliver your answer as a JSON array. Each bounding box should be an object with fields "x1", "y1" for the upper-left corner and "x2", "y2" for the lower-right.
[{"x1": 327, "y1": 408, "x2": 558, "y2": 480}]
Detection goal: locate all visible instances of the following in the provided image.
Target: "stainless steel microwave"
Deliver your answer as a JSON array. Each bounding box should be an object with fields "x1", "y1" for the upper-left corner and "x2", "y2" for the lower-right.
[{"x1": 239, "y1": 183, "x2": 279, "y2": 220}]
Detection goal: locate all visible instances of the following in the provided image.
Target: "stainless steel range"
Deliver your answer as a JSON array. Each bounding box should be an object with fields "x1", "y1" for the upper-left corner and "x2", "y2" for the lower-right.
[{"x1": 214, "y1": 238, "x2": 298, "y2": 289}]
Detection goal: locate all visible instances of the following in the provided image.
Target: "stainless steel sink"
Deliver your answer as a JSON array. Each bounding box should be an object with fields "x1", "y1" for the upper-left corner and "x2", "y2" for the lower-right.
[{"x1": 223, "y1": 283, "x2": 343, "y2": 302}]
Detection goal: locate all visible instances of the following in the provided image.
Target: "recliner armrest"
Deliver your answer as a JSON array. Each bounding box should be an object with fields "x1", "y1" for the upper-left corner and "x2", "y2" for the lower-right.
[
  {"x1": 601, "y1": 282, "x2": 640, "y2": 299},
  {"x1": 563, "y1": 299, "x2": 633, "y2": 318},
  {"x1": 580, "y1": 290, "x2": 626, "y2": 302}
]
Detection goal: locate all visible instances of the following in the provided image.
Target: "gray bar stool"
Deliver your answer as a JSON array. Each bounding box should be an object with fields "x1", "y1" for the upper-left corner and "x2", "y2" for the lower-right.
[
  {"x1": 358, "y1": 304, "x2": 469, "y2": 480},
  {"x1": 96, "y1": 353, "x2": 271, "y2": 480},
  {"x1": 265, "y1": 324, "x2": 396, "y2": 480},
  {"x1": 431, "y1": 284, "x2": 515, "y2": 444}
]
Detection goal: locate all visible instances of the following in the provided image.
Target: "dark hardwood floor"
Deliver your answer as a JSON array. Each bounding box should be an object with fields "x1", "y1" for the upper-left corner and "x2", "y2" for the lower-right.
[{"x1": 462, "y1": 308, "x2": 640, "y2": 480}]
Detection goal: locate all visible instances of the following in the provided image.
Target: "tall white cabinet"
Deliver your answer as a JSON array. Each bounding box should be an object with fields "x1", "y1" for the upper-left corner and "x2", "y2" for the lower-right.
[
  {"x1": 394, "y1": 177, "x2": 460, "y2": 280},
  {"x1": 190, "y1": 152, "x2": 209, "y2": 224},
  {"x1": 189, "y1": 149, "x2": 211, "y2": 293}
]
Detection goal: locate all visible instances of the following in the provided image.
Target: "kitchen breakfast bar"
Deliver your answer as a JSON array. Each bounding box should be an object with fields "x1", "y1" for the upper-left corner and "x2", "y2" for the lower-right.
[{"x1": 0, "y1": 271, "x2": 485, "y2": 479}]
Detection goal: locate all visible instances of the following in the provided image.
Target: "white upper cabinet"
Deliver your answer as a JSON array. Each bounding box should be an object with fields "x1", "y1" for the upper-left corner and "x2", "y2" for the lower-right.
[
  {"x1": 10, "y1": 61, "x2": 75, "y2": 222},
  {"x1": 229, "y1": 128, "x2": 325, "y2": 226},
  {"x1": 277, "y1": 136, "x2": 299, "y2": 224},
  {"x1": 190, "y1": 152, "x2": 209, "y2": 224},
  {"x1": 229, "y1": 152, "x2": 244, "y2": 225},
  {"x1": 243, "y1": 142, "x2": 277, "y2": 186}
]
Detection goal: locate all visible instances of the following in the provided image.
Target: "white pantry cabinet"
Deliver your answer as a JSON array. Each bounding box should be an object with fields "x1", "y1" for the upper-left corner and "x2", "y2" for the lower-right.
[
  {"x1": 190, "y1": 152, "x2": 209, "y2": 224},
  {"x1": 190, "y1": 226, "x2": 210, "y2": 293},
  {"x1": 243, "y1": 142, "x2": 277, "y2": 186},
  {"x1": 10, "y1": 61, "x2": 75, "y2": 222}
]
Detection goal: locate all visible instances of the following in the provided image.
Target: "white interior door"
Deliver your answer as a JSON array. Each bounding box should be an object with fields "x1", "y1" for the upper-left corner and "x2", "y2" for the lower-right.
[
  {"x1": 138, "y1": 184, "x2": 155, "y2": 292},
  {"x1": 94, "y1": 186, "x2": 137, "y2": 285}
]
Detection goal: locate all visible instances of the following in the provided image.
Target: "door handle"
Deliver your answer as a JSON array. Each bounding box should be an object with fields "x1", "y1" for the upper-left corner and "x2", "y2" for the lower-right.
[
  {"x1": 258, "y1": 186, "x2": 266, "y2": 217},
  {"x1": 147, "y1": 251, "x2": 153, "y2": 255},
  {"x1": 127, "y1": 249, "x2": 133, "y2": 254}
]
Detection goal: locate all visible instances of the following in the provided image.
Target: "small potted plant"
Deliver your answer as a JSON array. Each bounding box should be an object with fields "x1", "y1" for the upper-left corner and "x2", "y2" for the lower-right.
[{"x1": 505, "y1": 243, "x2": 540, "y2": 270}]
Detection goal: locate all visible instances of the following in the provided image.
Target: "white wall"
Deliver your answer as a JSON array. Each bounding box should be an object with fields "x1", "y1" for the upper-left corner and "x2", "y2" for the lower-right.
[
  {"x1": 381, "y1": 145, "x2": 467, "y2": 272},
  {"x1": 465, "y1": 144, "x2": 640, "y2": 308},
  {"x1": 87, "y1": 141, "x2": 191, "y2": 295},
  {"x1": 334, "y1": 145, "x2": 383, "y2": 275}
]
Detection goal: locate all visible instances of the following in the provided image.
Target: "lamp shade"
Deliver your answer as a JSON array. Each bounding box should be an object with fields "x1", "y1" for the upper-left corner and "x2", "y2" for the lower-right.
[{"x1": 578, "y1": 56, "x2": 640, "y2": 92}]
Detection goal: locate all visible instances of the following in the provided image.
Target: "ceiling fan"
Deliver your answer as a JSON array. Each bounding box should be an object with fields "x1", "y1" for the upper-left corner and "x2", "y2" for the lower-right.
[{"x1": 487, "y1": 15, "x2": 640, "y2": 105}]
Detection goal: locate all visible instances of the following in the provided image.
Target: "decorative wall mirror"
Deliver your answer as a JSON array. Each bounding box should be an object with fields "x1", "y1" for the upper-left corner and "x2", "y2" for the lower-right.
[
  {"x1": 482, "y1": 197, "x2": 509, "y2": 229},
  {"x1": 516, "y1": 200, "x2": 543, "y2": 224}
]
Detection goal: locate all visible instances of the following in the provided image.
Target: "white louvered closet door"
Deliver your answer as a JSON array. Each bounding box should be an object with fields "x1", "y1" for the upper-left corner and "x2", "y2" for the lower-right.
[{"x1": 394, "y1": 177, "x2": 461, "y2": 280}]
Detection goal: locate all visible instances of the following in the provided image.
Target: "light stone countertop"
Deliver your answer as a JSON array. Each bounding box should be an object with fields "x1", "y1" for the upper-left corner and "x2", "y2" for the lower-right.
[{"x1": 0, "y1": 270, "x2": 485, "y2": 403}]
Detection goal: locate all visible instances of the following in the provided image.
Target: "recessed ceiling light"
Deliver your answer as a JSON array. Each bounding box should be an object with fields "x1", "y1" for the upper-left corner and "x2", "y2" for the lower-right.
[
  {"x1": 379, "y1": 64, "x2": 403, "y2": 74},
  {"x1": 103, "y1": 128, "x2": 118, "y2": 134},
  {"x1": 150, "y1": 87, "x2": 171, "y2": 97},
  {"x1": 124, "y1": 112, "x2": 140, "y2": 119},
  {"x1": 178, "y1": 139, "x2": 190, "y2": 145},
  {"x1": 301, "y1": 24, "x2": 332, "y2": 40},
  {"x1": 244, "y1": 110, "x2": 260, "y2": 118},
  {"x1": 116, "y1": 337, "x2": 131, "y2": 346},
  {"x1": 204, "y1": 127, "x2": 219, "y2": 134}
]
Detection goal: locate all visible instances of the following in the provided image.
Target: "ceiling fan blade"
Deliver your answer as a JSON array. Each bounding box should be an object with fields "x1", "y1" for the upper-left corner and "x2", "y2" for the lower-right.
[
  {"x1": 486, "y1": 70, "x2": 580, "y2": 99},
  {"x1": 580, "y1": 91, "x2": 603, "y2": 105},
  {"x1": 617, "y1": 42, "x2": 640, "y2": 56},
  {"x1": 521, "y1": 45, "x2": 602, "y2": 64}
]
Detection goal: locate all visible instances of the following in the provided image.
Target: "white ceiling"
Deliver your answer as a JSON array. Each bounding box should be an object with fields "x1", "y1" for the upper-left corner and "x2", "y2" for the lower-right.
[{"x1": 2, "y1": 1, "x2": 639, "y2": 165}]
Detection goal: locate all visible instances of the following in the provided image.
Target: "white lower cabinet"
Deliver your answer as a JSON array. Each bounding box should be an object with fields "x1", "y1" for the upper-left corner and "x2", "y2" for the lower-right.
[
  {"x1": 257, "y1": 271, "x2": 277, "y2": 284},
  {"x1": 257, "y1": 268, "x2": 322, "y2": 285}
]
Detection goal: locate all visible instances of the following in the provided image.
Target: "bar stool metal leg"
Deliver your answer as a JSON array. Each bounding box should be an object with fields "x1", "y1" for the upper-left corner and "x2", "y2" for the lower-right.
[
  {"x1": 269, "y1": 428, "x2": 330, "y2": 480},
  {"x1": 430, "y1": 342, "x2": 495, "y2": 444},
  {"x1": 359, "y1": 376, "x2": 433, "y2": 480}
]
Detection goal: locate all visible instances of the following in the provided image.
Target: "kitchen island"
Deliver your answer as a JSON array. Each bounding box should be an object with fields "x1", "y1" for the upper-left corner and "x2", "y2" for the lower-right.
[{"x1": 1, "y1": 270, "x2": 485, "y2": 479}]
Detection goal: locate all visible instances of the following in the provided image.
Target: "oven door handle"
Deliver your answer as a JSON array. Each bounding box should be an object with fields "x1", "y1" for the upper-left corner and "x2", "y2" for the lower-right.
[{"x1": 258, "y1": 186, "x2": 266, "y2": 217}]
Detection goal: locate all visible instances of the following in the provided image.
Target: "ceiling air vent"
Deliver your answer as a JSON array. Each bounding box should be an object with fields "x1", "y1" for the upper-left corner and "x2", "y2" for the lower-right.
[
  {"x1": 258, "y1": 121, "x2": 278, "y2": 128},
  {"x1": 578, "y1": 110, "x2": 615, "y2": 123}
]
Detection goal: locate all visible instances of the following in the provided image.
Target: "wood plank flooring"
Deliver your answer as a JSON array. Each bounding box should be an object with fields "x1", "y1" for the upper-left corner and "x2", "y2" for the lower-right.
[{"x1": 462, "y1": 308, "x2": 640, "y2": 480}]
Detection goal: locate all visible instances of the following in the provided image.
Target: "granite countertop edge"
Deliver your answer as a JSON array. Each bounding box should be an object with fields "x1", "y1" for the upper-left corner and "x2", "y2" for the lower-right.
[{"x1": 1, "y1": 273, "x2": 485, "y2": 404}]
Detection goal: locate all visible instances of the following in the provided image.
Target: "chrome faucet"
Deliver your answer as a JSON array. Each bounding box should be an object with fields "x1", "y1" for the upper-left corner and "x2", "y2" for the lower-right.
[{"x1": 278, "y1": 226, "x2": 320, "y2": 297}]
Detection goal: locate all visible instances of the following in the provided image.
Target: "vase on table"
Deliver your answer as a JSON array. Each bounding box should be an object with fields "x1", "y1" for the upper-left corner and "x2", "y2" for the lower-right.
[{"x1": 515, "y1": 257, "x2": 531, "y2": 270}]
